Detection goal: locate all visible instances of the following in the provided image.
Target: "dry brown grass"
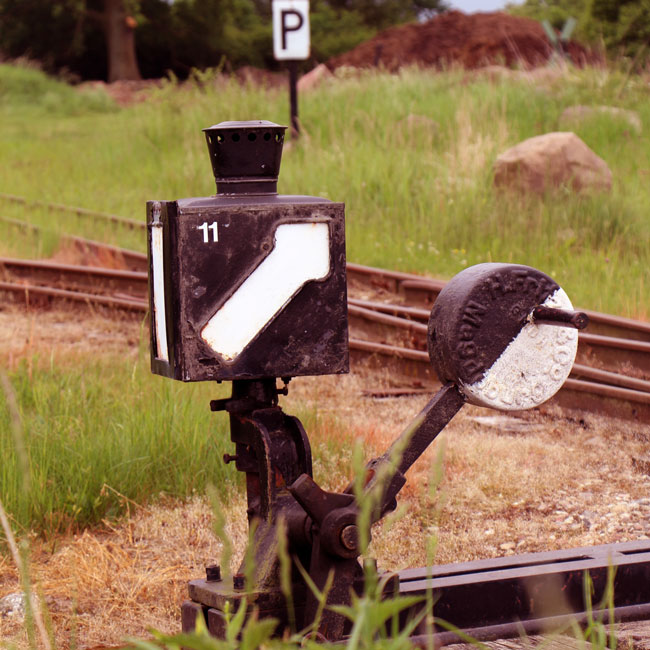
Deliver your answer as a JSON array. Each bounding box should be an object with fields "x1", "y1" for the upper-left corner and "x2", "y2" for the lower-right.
[
  {"x1": 288, "y1": 372, "x2": 650, "y2": 571},
  {"x1": 0, "y1": 494, "x2": 250, "y2": 648},
  {"x1": 0, "y1": 305, "x2": 144, "y2": 372}
]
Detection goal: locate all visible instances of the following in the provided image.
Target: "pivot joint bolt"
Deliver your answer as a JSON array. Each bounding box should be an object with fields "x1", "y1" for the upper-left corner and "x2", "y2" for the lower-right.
[{"x1": 340, "y1": 524, "x2": 359, "y2": 552}]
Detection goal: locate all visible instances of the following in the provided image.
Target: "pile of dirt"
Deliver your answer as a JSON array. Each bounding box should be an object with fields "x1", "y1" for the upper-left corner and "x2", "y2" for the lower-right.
[{"x1": 327, "y1": 11, "x2": 597, "y2": 72}]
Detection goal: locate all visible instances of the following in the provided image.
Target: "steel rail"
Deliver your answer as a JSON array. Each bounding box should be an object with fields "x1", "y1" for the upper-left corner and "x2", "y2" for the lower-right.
[
  {"x1": 4, "y1": 209, "x2": 645, "y2": 337},
  {"x1": 348, "y1": 263, "x2": 650, "y2": 339},
  {"x1": 0, "y1": 281, "x2": 147, "y2": 311},
  {"x1": 580, "y1": 331, "x2": 650, "y2": 353},
  {"x1": 349, "y1": 295, "x2": 650, "y2": 364},
  {"x1": 350, "y1": 337, "x2": 429, "y2": 362},
  {"x1": 0, "y1": 216, "x2": 647, "y2": 339},
  {"x1": 398, "y1": 278, "x2": 650, "y2": 340},
  {"x1": 348, "y1": 297, "x2": 430, "y2": 321},
  {"x1": 563, "y1": 378, "x2": 650, "y2": 405},
  {"x1": 3, "y1": 256, "x2": 648, "y2": 375},
  {"x1": 347, "y1": 261, "x2": 446, "y2": 290},
  {"x1": 0, "y1": 257, "x2": 147, "y2": 283},
  {"x1": 349, "y1": 338, "x2": 650, "y2": 410},
  {"x1": 348, "y1": 303, "x2": 428, "y2": 334},
  {"x1": 0, "y1": 257, "x2": 148, "y2": 301},
  {"x1": 571, "y1": 363, "x2": 650, "y2": 393},
  {"x1": 350, "y1": 337, "x2": 650, "y2": 396},
  {"x1": 2, "y1": 253, "x2": 649, "y2": 415},
  {"x1": 1, "y1": 255, "x2": 647, "y2": 370},
  {"x1": 1, "y1": 277, "x2": 648, "y2": 416}
]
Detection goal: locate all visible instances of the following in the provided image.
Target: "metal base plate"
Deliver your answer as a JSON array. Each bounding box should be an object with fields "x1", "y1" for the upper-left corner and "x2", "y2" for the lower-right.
[
  {"x1": 398, "y1": 540, "x2": 650, "y2": 643},
  {"x1": 182, "y1": 541, "x2": 650, "y2": 643}
]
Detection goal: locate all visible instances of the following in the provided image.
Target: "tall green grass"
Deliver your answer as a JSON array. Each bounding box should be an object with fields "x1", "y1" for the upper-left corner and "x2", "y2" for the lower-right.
[
  {"x1": 0, "y1": 62, "x2": 116, "y2": 117},
  {"x1": 0, "y1": 350, "x2": 346, "y2": 538},
  {"x1": 0, "y1": 61, "x2": 649, "y2": 536},
  {"x1": 0, "y1": 353, "x2": 236, "y2": 536},
  {"x1": 0, "y1": 63, "x2": 648, "y2": 316}
]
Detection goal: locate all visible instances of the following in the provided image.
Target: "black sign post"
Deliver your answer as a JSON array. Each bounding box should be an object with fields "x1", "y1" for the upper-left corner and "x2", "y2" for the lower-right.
[
  {"x1": 273, "y1": 0, "x2": 309, "y2": 138},
  {"x1": 288, "y1": 60, "x2": 299, "y2": 137}
]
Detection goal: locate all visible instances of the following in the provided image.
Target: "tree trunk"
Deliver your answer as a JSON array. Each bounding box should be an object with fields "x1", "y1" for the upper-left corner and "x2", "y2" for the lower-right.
[{"x1": 104, "y1": 0, "x2": 141, "y2": 82}]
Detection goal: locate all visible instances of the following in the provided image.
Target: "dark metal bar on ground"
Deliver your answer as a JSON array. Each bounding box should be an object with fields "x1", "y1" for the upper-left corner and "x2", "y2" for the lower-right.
[{"x1": 401, "y1": 540, "x2": 650, "y2": 646}]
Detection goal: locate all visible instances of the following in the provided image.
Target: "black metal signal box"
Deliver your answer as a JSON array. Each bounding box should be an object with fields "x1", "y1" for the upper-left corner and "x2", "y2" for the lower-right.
[{"x1": 147, "y1": 120, "x2": 348, "y2": 382}]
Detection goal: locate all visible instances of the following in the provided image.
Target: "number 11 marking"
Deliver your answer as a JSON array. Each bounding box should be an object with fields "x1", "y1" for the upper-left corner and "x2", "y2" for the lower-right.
[{"x1": 198, "y1": 222, "x2": 218, "y2": 243}]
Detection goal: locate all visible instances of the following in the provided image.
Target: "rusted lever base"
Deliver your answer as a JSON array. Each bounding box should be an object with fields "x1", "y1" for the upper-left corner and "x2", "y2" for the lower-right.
[
  {"x1": 182, "y1": 380, "x2": 469, "y2": 641},
  {"x1": 181, "y1": 378, "x2": 650, "y2": 646},
  {"x1": 283, "y1": 383, "x2": 467, "y2": 640}
]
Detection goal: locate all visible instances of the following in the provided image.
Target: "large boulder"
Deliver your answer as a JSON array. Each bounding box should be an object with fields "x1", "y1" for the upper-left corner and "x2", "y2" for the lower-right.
[
  {"x1": 493, "y1": 132, "x2": 612, "y2": 194},
  {"x1": 560, "y1": 105, "x2": 642, "y2": 134}
]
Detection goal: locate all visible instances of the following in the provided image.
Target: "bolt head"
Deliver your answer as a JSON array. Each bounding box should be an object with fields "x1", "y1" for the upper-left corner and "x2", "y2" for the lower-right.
[
  {"x1": 233, "y1": 573, "x2": 245, "y2": 590},
  {"x1": 340, "y1": 524, "x2": 359, "y2": 552},
  {"x1": 205, "y1": 564, "x2": 221, "y2": 582}
]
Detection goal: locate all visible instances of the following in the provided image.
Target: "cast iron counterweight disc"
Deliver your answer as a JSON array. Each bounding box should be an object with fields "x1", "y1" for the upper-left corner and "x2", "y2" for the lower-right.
[{"x1": 427, "y1": 263, "x2": 579, "y2": 411}]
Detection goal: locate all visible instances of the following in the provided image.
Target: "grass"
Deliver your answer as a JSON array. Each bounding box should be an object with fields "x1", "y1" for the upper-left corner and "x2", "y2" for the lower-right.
[
  {"x1": 0, "y1": 352, "x2": 234, "y2": 537},
  {"x1": 0, "y1": 63, "x2": 648, "y2": 316},
  {"x1": 0, "y1": 340, "x2": 349, "y2": 540},
  {"x1": 0, "y1": 60, "x2": 648, "y2": 649},
  {"x1": 2, "y1": 352, "x2": 646, "y2": 649}
]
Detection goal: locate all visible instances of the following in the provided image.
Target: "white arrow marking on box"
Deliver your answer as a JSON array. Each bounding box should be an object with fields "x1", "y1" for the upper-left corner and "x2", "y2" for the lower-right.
[{"x1": 201, "y1": 222, "x2": 330, "y2": 360}]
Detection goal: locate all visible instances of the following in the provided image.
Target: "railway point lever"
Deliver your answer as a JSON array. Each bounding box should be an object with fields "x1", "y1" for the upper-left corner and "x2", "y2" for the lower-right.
[{"x1": 146, "y1": 120, "x2": 650, "y2": 644}]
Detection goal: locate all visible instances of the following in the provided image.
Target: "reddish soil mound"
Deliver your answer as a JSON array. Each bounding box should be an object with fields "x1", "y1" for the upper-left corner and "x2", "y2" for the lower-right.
[{"x1": 327, "y1": 11, "x2": 595, "y2": 71}]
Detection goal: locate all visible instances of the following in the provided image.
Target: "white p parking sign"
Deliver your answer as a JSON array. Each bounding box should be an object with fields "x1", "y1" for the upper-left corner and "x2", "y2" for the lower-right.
[{"x1": 273, "y1": 0, "x2": 310, "y2": 60}]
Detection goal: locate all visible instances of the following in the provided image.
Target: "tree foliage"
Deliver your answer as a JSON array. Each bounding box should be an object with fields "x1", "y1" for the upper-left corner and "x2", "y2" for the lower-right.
[
  {"x1": 508, "y1": 0, "x2": 650, "y2": 58},
  {"x1": 0, "y1": 0, "x2": 447, "y2": 81}
]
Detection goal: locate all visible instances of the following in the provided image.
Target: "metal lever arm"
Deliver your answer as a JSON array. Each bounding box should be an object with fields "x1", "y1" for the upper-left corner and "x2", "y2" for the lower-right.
[
  {"x1": 359, "y1": 383, "x2": 466, "y2": 524},
  {"x1": 285, "y1": 382, "x2": 467, "y2": 642},
  {"x1": 289, "y1": 383, "x2": 466, "y2": 559}
]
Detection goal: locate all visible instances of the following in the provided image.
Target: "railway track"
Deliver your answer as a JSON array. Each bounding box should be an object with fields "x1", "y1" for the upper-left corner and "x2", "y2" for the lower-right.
[
  {"x1": 346, "y1": 264, "x2": 650, "y2": 422},
  {"x1": 0, "y1": 215, "x2": 147, "y2": 272},
  {"x1": 0, "y1": 243, "x2": 648, "y2": 422}
]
